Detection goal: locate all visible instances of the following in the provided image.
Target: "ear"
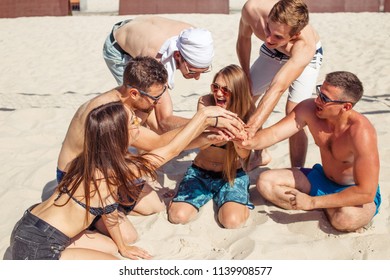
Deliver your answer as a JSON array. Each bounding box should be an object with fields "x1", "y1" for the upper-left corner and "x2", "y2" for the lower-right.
[
  {"x1": 290, "y1": 32, "x2": 301, "y2": 41},
  {"x1": 127, "y1": 87, "x2": 139, "y2": 99},
  {"x1": 173, "y1": 50, "x2": 181, "y2": 59},
  {"x1": 343, "y1": 102, "x2": 353, "y2": 111}
]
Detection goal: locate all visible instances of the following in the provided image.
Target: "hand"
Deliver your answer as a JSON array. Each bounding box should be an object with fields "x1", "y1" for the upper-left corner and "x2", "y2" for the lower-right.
[
  {"x1": 234, "y1": 137, "x2": 255, "y2": 150},
  {"x1": 200, "y1": 106, "x2": 246, "y2": 139},
  {"x1": 285, "y1": 189, "x2": 314, "y2": 211},
  {"x1": 119, "y1": 245, "x2": 152, "y2": 260},
  {"x1": 245, "y1": 124, "x2": 258, "y2": 140}
]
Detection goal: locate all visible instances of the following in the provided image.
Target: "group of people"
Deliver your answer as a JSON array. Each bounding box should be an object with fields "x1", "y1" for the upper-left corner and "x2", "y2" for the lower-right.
[{"x1": 10, "y1": 0, "x2": 381, "y2": 260}]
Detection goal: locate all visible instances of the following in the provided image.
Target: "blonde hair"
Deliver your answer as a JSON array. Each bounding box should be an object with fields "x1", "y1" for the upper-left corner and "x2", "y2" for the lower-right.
[
  {"x1": 269, "y1": 0, "x2": 309, "y2": 36},
  {"x1": 212, "y1": 65, "x2": 255, "y2": 185}
]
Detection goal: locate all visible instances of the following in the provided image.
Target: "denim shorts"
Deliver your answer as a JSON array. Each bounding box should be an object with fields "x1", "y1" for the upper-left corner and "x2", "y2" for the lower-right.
[
  {"x1": 173, "y1": 164, "x2": 254, "y2": 210},
  {"x1": 10, "y1": 205, "x2": 71, "y2": 260}
]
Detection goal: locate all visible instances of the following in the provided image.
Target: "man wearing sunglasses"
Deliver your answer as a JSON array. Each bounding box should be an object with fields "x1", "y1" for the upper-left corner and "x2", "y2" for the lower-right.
[
  {"x1": 103, "y1": 16, "x2": 214, "y2": 133},
  {"x1": 236, "y1": 0, "x2": 323, "y2": 168},
  {"x1": 56, "y1": 56, "x2": 245, "y2": 244},
  {"x1": 237, "y1": 71, "x2": 381, "y2": 232}
]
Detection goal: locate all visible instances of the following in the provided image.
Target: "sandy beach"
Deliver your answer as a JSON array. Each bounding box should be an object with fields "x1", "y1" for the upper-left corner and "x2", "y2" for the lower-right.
[{"x1": 0, "y1": 6, "x2": 389, "y2": 261}]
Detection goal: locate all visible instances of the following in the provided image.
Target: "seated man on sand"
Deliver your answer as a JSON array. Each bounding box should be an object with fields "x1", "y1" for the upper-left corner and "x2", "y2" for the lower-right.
[
  {"x1": 237, "y1": 71, "x2": 381, "y2": 232},
  {"x1": 103, "y1": 15, "x2": 214, "y2": 133},
  {"x1": 57, "y1": 56, "x2": 245, "y2": 241}
]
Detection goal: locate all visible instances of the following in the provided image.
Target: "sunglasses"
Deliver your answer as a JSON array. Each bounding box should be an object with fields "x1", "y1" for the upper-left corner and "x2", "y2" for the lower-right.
[
  {"x1": 184, "y1": 61, "x2": 212, "y2": 75},
  {"x1": 316, "y1": 85, "x2": 349, "y2": 104},
  {"x1": 211, "y1": 83, "x2": 232, "y2": 96},
  {"x1": 127, "y1": 85, "x2": 167, "y2": 103}
]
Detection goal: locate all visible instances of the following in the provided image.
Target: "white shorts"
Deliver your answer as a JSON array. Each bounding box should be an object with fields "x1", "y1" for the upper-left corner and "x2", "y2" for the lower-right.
[{"x1": 250, "y1": 42, "x2": 323, "y2": 104}]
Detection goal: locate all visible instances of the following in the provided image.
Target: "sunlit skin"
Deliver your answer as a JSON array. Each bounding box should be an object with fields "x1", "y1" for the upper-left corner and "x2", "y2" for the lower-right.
[
  {"x1": 177, "y1": 58, "x2": 211, "y2": 80},
  {"x1": 212, "y1": 76, "x2": 232, "y2": 109},
  {"x1": 168, "y1": 71, "x2": 251, "y2": 229},
  {"x1": 314, "y1": 82, "x2": 348, "y2": 119},
  {"x1": 236, "y1": 0, "x2": 321, "y2": 168},
  {"x1": 264, "y1": 21, "x2": 296, "y2": 49},
  {"x1": 129, "y1": 84, "x2": 168, "y2": 114}
]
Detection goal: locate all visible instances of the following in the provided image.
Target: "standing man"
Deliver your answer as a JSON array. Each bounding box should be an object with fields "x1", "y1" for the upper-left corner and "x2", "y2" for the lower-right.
[
  {"x1": 238, "y1": 71, "x2": 381, "y2": 232},
  {"x1": 103, "y1": 16, "x2": 214, "y2": 133},
  {"x1": 237, "y1": 0, "x2": 323, "y2": 167}
]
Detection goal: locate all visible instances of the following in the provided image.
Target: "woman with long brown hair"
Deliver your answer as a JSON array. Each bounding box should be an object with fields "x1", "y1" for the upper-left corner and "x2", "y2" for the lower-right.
[
  {"x1": 168, "y1": 64, "x2": 255, "y2": 229},
  {"x1": 10, "y1": 100, "x2": 238, "y2": 259}
]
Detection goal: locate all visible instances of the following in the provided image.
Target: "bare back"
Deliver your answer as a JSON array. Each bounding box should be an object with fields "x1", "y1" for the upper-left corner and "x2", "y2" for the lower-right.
[
  {"x1": 57, "y1": 89, "x2": 121, "y2": 171},
  {"x1": 114, "y1": 16, "x2": 193, "y2": 59}
]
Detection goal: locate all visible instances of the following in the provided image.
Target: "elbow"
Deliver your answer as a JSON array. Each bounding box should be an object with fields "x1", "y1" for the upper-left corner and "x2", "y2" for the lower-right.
[{"x1": 158, "y1": 119, "x2": 171, "y2": 133}]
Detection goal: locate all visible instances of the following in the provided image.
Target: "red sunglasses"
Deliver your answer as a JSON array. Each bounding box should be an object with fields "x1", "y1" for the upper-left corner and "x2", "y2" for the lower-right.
[{"x1": 210, "y1": 83, "x2": 232, "y2": 96}]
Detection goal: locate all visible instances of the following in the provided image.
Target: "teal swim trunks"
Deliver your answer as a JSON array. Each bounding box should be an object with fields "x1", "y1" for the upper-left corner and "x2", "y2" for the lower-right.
[
  {"x1": 173, "y1": 164, "x2": 254, "y2": 210},
  {"x1": 301, "y1": 163, "x2": 381, "y2": 215}
]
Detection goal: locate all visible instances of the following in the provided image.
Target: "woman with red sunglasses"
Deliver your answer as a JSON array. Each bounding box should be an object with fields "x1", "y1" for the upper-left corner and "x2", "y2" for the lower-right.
[{"x1": 168, "y1": 65, "x2": 256, "y2": 229}]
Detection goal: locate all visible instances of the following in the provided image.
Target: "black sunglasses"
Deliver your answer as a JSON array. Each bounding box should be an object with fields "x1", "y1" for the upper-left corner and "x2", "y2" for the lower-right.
[
  {"x1": 211, "y1": 83, "x2": 232, "y2": 96},
  {"x1": 128, "y1": 85, "x2": 167, "y2": 103},
  {"x1": 316, "y1": 85, "x2": 349, "y2": 104}
]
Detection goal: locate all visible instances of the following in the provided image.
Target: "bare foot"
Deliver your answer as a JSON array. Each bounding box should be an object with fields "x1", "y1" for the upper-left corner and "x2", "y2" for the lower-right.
[{"x1": 245, "y1": 149, "x2": 272, "y2": 172}]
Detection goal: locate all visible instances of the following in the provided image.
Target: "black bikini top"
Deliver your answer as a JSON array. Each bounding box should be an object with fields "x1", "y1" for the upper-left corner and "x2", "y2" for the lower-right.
[
  {"x1": 55, "y1": 186, "x2": 119, "y2": 216},
  {"x1": 210, "y1": 143, "x2": 227, "y2": 149}
]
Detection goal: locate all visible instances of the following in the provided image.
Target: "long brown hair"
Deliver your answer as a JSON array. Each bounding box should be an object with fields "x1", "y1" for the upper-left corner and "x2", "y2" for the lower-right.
[
  {"x1": 57, "y1": 101, "x2": 159, "y2": 222},
  {"x1": 212, "y1": 64, "x2": 255, "y2": 184}
]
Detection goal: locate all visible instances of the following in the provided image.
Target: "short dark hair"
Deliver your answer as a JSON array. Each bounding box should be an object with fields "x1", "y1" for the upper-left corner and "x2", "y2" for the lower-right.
[
  {"x1": 123, "y1": 56, "x2": 168, "y2": 91},
  {"x1": 325, "y1": 71, "x2": 364, "y2": 104}
]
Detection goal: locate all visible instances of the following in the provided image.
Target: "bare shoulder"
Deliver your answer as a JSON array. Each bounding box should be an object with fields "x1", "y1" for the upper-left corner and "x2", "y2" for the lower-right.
[
  {"x1": 350, "y1": 112, "x2": 377, "y2": 138},
  {"x1": 198, "y1": 94, "x2": 214, "y2": 109},
  {"x1": 76, "y1": 89, "x2": 120, "y2": 119},
  {"x1": 241, "y1": 0, "x2": 270, "y2": 21}
]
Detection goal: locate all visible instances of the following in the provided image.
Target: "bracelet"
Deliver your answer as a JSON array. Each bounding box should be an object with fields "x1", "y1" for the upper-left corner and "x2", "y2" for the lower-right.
[{"x1": 214, "y1": 116, "x2": 218, "y2": 127}]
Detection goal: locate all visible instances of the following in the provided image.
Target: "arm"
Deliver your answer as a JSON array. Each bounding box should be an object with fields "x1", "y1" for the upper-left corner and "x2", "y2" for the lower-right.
[
  {"x1": 101, "y1": 210, "x2": 152, "y2": 260},
  {"x1": 143, "y1": 106, "x2": 238, "y2": 167},
  {"x1": 234, "y1": 142, "x2": 251, "y2": 160},
  {"x1": 153, "y1": 88, "x2": 190, "y2": 132},
  {"x1": 131, "y1": 125, "x2": 181, "y2": 151},
  {"x1": 239, "y1": 100, "x2": 309, "y2": 150},
  {"x1": 247, "y1": 41, "x2": 315, "y2": 136},
  {"x1": 236, "y1": 6, "x2": 254, "y2": 80}
]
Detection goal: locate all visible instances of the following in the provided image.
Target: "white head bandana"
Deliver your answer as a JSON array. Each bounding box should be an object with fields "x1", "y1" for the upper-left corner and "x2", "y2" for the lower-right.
[{"x1": 177, "y1": 28, "x2": 214, "y2": 68}]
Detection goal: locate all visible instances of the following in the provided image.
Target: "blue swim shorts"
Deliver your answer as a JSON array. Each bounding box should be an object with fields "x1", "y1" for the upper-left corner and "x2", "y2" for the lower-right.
[
  {"x1": 301, "y1": 163, "x2": 381, "y2": 215},
  {"x1": 172, "y1": 164, "x2": 254, "y2": 210}
]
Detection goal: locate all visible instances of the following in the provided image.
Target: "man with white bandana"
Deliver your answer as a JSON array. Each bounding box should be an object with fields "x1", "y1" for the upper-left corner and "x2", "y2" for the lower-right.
[{"x1": 103, "y1": 16, "x2": 214, "y2": 133}]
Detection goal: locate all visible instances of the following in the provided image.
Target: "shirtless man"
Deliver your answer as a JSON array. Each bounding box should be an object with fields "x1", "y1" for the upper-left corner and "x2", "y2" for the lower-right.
[
  {"x1": 103, "y1": 16, "x2": 214, "y2": 133},
  {"x1": 58, "y1": 56, "x2": 244, "y2": 214},
  {"x1": 236, "y1": 0, "x2": 323, "y2": 168},
  {"x1": 237, "y1": 71, "x2": 381, "y2": 232},
  {"x1": 57, "y1": 56, "x2": 244, "y2": 242}
]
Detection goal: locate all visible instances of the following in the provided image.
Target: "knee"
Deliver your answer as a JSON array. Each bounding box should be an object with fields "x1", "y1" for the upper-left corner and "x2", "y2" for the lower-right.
[
  {"x1": 219, "y1": 212, "x2": 248, "y2": 229},
  {"x1": 328, "y1": 210, "x2": 362, "y2": 232},
  {"x1": 256, "y1": 171, "x2": 274, "y2": 199},
  {"x1": 168, "y1": 206, "x2": 192, "y2": 225}
]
